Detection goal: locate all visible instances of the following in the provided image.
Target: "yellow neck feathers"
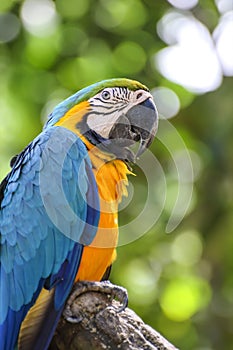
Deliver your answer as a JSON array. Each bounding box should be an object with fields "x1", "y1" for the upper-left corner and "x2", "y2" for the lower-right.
[{"x1": 55, "y1": 101, "x2": 132, "y2": 208}]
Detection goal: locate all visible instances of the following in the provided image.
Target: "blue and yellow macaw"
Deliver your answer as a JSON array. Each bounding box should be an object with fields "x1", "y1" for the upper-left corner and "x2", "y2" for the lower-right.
[{"x1": 0, "y1": 78, "x2": 158, "y2": 350}]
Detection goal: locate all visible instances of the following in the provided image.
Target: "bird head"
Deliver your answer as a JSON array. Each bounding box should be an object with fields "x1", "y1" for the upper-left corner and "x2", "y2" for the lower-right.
[{"x1": 46, "y1": 78, "x2": 158, "y2": 162}]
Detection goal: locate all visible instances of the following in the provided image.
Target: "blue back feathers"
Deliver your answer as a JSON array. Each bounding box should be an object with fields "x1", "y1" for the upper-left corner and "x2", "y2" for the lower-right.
[{"x1": 0, "y1": 126, "x2": 100, "y2": 349}]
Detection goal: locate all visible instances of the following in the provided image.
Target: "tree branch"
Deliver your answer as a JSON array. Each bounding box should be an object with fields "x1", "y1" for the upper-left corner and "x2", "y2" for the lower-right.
[{"x1": 50, "y1": 281, "x2": 179, "y2": 350}]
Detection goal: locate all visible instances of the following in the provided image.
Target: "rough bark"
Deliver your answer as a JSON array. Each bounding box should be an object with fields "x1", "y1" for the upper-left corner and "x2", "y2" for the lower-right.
[{"x1": 50, "y1": 281, "x2": 179, "y2": 350}]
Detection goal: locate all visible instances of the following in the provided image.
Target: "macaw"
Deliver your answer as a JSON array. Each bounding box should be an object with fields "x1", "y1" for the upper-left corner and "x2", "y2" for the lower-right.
[{"x1": 0, "y1": 78, "x2": 158, "y2": 350}]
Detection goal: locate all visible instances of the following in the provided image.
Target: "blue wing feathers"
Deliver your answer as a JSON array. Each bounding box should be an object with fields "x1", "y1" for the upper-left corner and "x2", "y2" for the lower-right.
[
  {"x1": 0, "y1": 126, "x2": 100, "y2": 349},
  {"x1": 0, "y1": 278, "x2": 45, "y2": 350},
  {"x1": 0, "y1": 267, "x2": 9, "y2": 323}
]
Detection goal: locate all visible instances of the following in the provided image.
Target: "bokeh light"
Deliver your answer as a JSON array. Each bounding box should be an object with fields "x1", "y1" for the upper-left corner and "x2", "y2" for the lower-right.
[
  {"x1": 214, "y1": 11, "x2": 233, "y2": 76},
  {"x1": 151, "y1": 87, "x2": 180, "y2": 119},
  {"x1": 0, "y1": 13, "x2": 20, "y2": 43},
  {"x1": 95, "y1": 0, "x2": 147, "y2": 31},
  {"x1": 119, "y1": 259, "x2": 159, "y2": 305},
  {"x1": 159, "y1": 276, "x2": 211, "y2": 321},
  {"x1": 113, "y1": 41, "x2": 146, "y2": 74},
  {"x1": 60, "y1": 26, "x2": 89, "y2": 57},
  {"x1": 168, "y1": 149, "x2": 203, "y2": 182},
  {"x1": 215, "y1": 0, "x2": 233, "y2": 13},
  {"x1": 56, "y1": 0, "x2": 90, "y2": 19},
  {"x1": 0, "y1": 0, "x2": 15, "y2": 12},
  {"x1": 25, "y1": 34, "x2": 60, "y2": 69},
  {"x1": 171, "y1": 230, "x2": 203, "y2": 266},
  {"x1": 166, "y1": 0, "x2": 198, "y2": 10},
  {"x1": 20, "y1": 0, "x2": 58, "y2": 37},
  {"x1": 155, "y1": 11, "x2": 222, "y2": 93}
]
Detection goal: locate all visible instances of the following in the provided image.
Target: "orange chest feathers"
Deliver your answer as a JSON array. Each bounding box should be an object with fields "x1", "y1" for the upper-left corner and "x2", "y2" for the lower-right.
[{"x1": 76, "y1": 150, "x2": 131, "y2": 281}]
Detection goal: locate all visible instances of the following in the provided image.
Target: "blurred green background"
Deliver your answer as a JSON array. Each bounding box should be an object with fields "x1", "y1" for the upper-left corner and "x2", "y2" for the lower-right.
[{"x1": 0, "y1": 0, "x2": 233, "y2": 349}]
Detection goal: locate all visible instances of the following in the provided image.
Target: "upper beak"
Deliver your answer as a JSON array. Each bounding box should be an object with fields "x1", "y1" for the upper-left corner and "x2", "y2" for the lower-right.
[
  {"x1": 107, "y1": 96, "x2": 158, "y2": 162},
  {"x1": 126, "y1": 97, "x2": 158, "y2": 158}
]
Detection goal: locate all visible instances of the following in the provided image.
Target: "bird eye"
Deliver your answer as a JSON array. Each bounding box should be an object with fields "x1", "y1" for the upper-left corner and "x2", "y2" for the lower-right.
[
  {"x1": 101, "y1": 90, "x2": 111, "y2": 100},
  {"x1": 136, "y1": 92, "x2": 143, "y2": 99}
]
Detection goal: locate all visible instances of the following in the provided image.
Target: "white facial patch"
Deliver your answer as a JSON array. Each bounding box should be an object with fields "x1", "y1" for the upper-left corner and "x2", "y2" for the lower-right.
[{"x1": 87, "y1": 110, "x2": 124, "y2": 138}]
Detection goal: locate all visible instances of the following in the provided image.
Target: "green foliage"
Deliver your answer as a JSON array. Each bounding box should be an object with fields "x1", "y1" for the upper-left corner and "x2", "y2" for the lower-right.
[{"x1": 0, "y1": 1, "x2": 233, "y2": 349}]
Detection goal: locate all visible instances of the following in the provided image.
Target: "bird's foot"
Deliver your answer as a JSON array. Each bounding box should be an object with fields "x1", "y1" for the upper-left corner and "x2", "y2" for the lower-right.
[{"x1": 63, "y1": 280, "x2": 128, "y2": 323}]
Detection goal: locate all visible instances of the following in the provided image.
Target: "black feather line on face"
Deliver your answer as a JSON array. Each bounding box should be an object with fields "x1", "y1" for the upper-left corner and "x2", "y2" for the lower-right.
[
  {"x1": 75, "y1": 112, "x2": 136, "y2": 164},
  {"x1": 82, "y1": 129, "x2": 135, "y2": 163}
]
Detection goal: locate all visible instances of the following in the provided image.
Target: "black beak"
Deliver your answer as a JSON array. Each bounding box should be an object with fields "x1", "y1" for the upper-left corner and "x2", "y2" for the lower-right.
[
  {"x1": 127, "y1": 98, "x2": 158, "y2": 157},
  {"x1": 109, "y1": 97, "x2": 158, "y2": 162}
]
